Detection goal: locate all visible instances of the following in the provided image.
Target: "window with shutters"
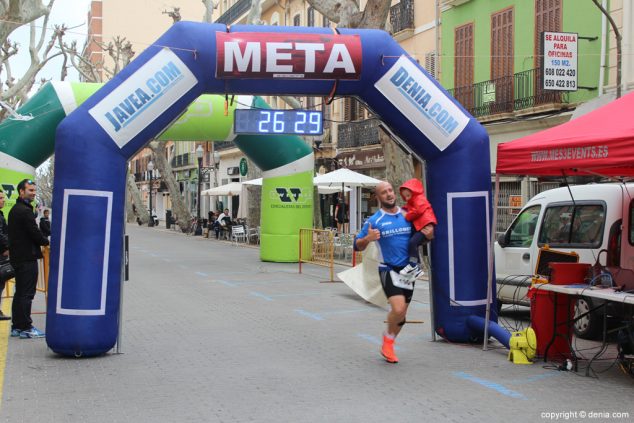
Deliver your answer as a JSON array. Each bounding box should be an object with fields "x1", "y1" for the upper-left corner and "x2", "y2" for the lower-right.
[
  {"x1": 307, "y1": 7, "x2": 315, "y2": 27},
  {"x1": 454, "y1": 23, "x2": 474, "y2": 110},
  {"x1": 322, "y1": 102, "x2": 331, "y2": 128},
  {"x1": 491, "y1": 7, "x2": 514, "y2": 113},
  {"x1": 344, "y1": 98, "x2": 364, "y2": 121},
  {"x1": 535, "y1": 0, "x2": 562, "y2": 104},
  {"x1": 425, "y1": 51, "x2": 437, "y2": 79}
]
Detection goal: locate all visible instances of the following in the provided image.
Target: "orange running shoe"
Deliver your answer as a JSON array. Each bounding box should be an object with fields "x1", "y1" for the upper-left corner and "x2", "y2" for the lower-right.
[{"x1": 381, "y1": 335, "x2": 399, "y2": 363}]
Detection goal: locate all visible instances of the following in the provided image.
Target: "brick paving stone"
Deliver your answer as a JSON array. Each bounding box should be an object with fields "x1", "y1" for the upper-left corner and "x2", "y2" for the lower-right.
[{"x1": 1, "y1": 225, "x2": 633, "y2": 423}]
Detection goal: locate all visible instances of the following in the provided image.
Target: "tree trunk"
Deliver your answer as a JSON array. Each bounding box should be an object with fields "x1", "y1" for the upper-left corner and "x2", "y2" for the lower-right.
[
  {"x1": 379, "y1": 128, "x2": 414, "y2": 191},
  {"x1": 148, "y1": 140, "x2": 192, "y2": 232},
  {"x1": 313, "y1": 188, "x2": 323, "y2": 229},
  {"x1": 357, "y1": 0, "x2": 392, "y2": 30},
  {"x1": 125, "y1": 174, "x2": 135, "y2": 223},
  {"x1": 127, "y1": 173, "x2": 149, "y2": 225},
  {"x1": 306, "y1": 0, "x2": 411, "y2": 189},
  {"x1": 306, "y1": 0, "x2": 362, "y2": 27},
  {"x1": 0, "y1": 0, "x2": 50, "y2": 44},
  {"x1": 245, "y1": 159, "x2": 262, "y2": 228},
  {"x1": 35, "y1": 155, "x2": 54, "y2": 207}
]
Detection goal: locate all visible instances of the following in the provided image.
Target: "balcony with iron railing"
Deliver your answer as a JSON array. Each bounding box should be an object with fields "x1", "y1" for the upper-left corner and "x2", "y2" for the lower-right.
[
  {"x1": 215, "y1": 0, "x2": 252, "y2": 24},
  {"x1": 448, "y1": 68, "x2": 570, "y2": 119},
  {"x1": 390, "y1": 0, "x2": 415, "y2": 36},
  {"x1": 337, "y1": 119, "x2": 381, "y2": 149},
  {"x1": 213, "y1": 140, "x2": 235, "y2": 151}
]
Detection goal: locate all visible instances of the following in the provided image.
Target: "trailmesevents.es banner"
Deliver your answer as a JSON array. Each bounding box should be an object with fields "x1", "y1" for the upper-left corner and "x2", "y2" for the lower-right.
[
  {"x1": 260, "y1": 171, "x2": 313, "y2": 262},
  {"x1": 215, "y1": 32, "x2": 362, "y2": 80},
  {"x1": 374, "y1": 56, "x2": 469, "y2": 152},
  {"x1": 89, "y1": 48, "x2": 198, "y2": 148}
]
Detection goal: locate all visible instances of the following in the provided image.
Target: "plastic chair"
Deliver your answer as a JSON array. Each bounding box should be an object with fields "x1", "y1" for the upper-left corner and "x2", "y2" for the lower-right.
[
  {"x1": 231, "y1": 225, "x2": 247, "y2": 244},
  {"x1": 247, "y1": 226, "x2": 260, "y2": 244}
]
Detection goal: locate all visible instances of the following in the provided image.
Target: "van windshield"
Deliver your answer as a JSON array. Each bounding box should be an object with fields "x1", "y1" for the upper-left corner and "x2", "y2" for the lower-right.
[
  {"x1": 538, "y1": 204, "x2": 605, "y2": 248},
  {"x1": 507, "y1": 205, "x2": 541, "y2": 247}
]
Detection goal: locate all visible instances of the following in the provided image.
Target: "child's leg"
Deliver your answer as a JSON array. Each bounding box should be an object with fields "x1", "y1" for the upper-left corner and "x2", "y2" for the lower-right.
[{"x1": 408, "y1": 231, "x2": 426, "y2": 265}]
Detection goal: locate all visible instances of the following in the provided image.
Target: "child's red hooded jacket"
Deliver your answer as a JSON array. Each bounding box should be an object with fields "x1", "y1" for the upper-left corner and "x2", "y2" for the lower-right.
[{"x1": 399, "y1": 178, "x2": 437, "y2": 231}]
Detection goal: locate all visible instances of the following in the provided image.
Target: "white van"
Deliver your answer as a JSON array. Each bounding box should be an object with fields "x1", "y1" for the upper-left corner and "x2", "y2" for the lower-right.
[{"x1": 495, "y1": 182, "x2": 634, "y2": 338}]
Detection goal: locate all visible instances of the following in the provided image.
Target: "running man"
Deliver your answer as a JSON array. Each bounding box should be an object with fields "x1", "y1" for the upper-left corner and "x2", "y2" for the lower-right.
[{"x1": 354, "y1": 181, "x2": 433, "y2": 363}]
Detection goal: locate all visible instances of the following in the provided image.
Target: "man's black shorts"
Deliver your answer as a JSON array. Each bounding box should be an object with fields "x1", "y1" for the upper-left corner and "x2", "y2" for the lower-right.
[{"x1": 379, "y1": 267, "x2": 415, "y2": 303}]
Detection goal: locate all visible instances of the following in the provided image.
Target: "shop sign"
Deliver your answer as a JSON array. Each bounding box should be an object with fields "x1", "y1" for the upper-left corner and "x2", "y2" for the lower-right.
[
  {"x1": 509, "y1": 195, "x2": 523, "y2": 214},
  {"x1": 542, "y1": 31, "x2": 578, "y2": 91},
  {"x1": 336, "y1": 148, "x2": 384, "y2": 169}
]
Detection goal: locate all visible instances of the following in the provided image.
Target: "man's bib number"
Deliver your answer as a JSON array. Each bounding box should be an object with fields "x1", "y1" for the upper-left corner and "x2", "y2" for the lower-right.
[{"x1": 390, "y1": 270, "x2": 415, "y2": 290}]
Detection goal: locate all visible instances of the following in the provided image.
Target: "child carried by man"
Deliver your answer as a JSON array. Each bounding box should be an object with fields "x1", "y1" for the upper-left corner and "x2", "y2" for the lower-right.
[{"x1": 399, "y1": 178, "x2": 437, "y2": 278}]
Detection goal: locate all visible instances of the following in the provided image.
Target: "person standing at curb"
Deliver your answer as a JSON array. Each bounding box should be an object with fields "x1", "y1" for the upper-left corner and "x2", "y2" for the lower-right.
[
  {"x1": 0, "y1": 190, "x2": 11, "y2": 321},
  {"x1": 39, "y1": 209, "x2": 51, "y2": 238},
  {"x1": 9, "y1": 179, "x2": 50, "y2": 339}
]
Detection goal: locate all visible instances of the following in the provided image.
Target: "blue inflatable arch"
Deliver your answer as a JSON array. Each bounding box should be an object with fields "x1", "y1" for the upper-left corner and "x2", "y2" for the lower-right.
[{"x1": 48, "y1": 22, "x2": 494, "y2": 356}]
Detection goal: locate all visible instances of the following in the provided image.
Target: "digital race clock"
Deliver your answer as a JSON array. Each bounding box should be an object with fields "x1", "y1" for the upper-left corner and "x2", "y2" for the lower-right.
[{"x1": 234, "y1": 109, "x2": 323, "y2": 135}]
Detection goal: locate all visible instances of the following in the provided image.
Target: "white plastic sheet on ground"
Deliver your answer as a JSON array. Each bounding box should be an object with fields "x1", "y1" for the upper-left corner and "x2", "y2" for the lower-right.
[{"x1": 337, "y1": 242, "x2": 388, "y2": 309}]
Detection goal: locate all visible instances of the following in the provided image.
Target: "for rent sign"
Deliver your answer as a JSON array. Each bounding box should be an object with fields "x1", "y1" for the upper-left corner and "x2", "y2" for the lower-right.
[
  {"x1": 542, "y1": 31, "x2": 578, "y2": 91},
  {"x1": 216, "y1": 32, "x2": 362, "y2": 80}
]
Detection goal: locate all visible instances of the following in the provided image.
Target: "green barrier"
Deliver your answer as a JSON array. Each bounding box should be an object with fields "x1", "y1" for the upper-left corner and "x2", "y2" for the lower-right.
[
  {"x1": 0, "y1": 167, "x2": 36, "y2": 212},
  {"x1": 260, "y1": 171, "x2": 313, "y2": 262}
]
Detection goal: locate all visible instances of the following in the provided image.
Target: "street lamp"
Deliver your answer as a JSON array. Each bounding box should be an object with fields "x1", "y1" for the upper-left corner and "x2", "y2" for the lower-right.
[
  {"x1": 147, "y1": 160, "x2": 154, "y2": 227},
  {"x1": 195, "y1": 145, "x2": 204, "y2": 235},
  {"x1": 212, "y1": 149, "x2": 220, "y2": 210}
]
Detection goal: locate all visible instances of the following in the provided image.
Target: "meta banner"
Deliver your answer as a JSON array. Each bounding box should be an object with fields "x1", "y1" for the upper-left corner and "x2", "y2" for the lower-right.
[
  {"x1": 89, "y1": 48, "x2": 198, "y2": 149},
  {"x1": 375, "y1": 56, "x2": 469, "y2": 151},
  {"x1": 216, "y1": 32, "x2": 362, "y2": 80}
]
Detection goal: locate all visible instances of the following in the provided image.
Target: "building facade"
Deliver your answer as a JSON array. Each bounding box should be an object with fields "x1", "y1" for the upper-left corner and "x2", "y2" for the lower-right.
[
  {"x1": 83, "y1": 0, "x2": 250, "y2": 221},
  {"x1": 440, "y1": 0, "x2": 607, "y2": 230},
  {"x1": 441, "y1": 0, "x2": 603, "y2": 169}
]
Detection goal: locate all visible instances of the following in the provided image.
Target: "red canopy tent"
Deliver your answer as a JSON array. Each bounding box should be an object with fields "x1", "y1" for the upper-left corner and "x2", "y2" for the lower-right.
[
  {"x1": 483, "y1": 92, "x2": 634, "y2": 345},
  {"x1": 496, "y1": 91, "x2": 634, "y2": 177}
]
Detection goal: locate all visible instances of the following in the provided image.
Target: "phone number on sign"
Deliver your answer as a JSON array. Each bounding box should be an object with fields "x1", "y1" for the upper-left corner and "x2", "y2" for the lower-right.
[{"x1": 541, "y1": 411, "x2": 630, "y2": 420}]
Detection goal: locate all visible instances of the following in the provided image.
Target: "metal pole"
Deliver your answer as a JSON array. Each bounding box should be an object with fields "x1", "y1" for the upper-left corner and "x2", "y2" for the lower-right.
[
  {"x1": 483, "y1": 174, "x2": 500, "y2": 351},
  {"x1": 148, "y1": 170, "x2": 153, "y2": 227},
  {"x1": 116, "y1": 234, "x2": 127, "y2": 354},
  {"x1": 197, "y1": 156, "x2": 202, "y2": 231}
]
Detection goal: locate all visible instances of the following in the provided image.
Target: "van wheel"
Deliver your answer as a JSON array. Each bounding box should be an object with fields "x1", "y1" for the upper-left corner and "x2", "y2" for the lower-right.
[{"x1": 574, "y1": 298, "x2": 601, "y2": 339}]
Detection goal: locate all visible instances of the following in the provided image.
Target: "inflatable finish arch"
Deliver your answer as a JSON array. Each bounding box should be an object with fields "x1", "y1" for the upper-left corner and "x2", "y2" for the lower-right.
[{"x1": 48, "y1": 22, "x2": 494, "y2": 356}]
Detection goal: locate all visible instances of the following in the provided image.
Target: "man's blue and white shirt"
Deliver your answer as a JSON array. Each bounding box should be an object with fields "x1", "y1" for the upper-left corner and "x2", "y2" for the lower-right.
[{"x1": 355, "y1": 208, "x2": 412, "y2": 269}]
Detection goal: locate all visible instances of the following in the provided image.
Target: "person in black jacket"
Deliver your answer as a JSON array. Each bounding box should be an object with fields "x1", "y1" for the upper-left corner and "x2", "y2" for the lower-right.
[
  {"x1": 39, "y1": 209, "x2": 51, "y2": 237},
  {"x1": 9, "y1": 179, "x2": 49, "y2": 338},
  {"x1": 0, "y1": 190, "x2": 10, "y2": 320}
]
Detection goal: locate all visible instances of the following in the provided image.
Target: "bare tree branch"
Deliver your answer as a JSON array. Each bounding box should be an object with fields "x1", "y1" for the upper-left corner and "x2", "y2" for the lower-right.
[
  {"x1": 201, "y1": 0, "x2": 219, "y2": 23},
  {"x1": 0, "y1": 0, "x2": 53, "y2": 43},
  {"x1": 162, "y1": 7, "x2": 181, "y2": 24},
  {"x1": 305, "y1": 0, "x2": 362, "y2": 27}
]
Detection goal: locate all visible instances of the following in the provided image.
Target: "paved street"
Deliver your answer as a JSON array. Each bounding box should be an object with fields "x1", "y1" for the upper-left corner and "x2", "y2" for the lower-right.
[{"x1": 0, "y1": 225, "x2": 632, "y2": 423}]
